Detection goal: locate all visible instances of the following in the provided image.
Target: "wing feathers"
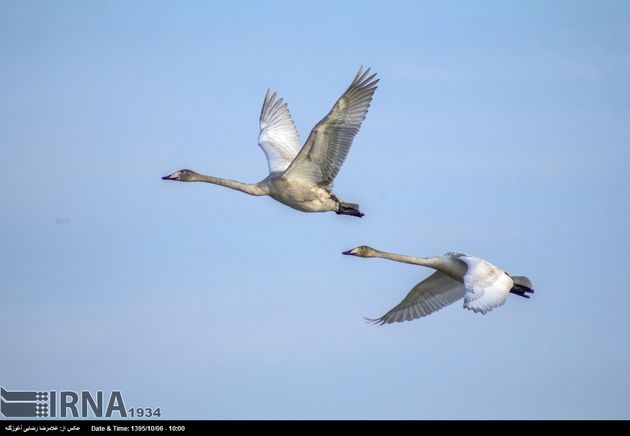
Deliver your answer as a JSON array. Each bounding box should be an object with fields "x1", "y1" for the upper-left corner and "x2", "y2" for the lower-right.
[
  {"x1": 258, "y1": 89, "x2": 301, "y2": 173},
  {"x1": 367, "y1": 271, "x2": 465, "y2": 325},
  {"x1": 284, "y1": 67, "x2": 378, "y2": 186},
  {"x1": 456, "y1": 254, "x2": 514, "y2": 314}
]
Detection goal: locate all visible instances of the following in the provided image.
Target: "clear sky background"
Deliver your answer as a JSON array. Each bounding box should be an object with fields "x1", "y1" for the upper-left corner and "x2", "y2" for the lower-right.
[{"x1": 1, "y1": 0, "x2": 629, "y2": 419}]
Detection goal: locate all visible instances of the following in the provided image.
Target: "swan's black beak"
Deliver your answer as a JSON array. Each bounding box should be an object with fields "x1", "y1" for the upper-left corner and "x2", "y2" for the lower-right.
[
  {"x1": 342, "y1": 249, "x2": 355, "y2": 256},
  {"x1": 162, "y1": 174, "x2": 175, "y2": 180}
]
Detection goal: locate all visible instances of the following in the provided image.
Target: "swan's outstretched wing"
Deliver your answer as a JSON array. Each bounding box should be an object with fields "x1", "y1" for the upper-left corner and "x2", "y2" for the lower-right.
[
  {"x1": 456, "y1": 254, "x2": 514, "y2": 314},
  {"x1": 368, "y1": 271, "x2": 465, "y2": 325},
  {"x1": 283, "y1": 67, "x2": 378, "y2": 187},
  {"x1": 258, "y1": 90, "x2": 301, "y2": 173}
]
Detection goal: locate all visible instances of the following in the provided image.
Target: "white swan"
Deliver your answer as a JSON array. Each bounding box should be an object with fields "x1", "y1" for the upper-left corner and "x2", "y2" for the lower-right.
[
  {"x1": 342, "y1": 246, "x2": 533, "y2": 324},
  {"x1": 162, "y1": 67, "x2": 379, "y2": 217}
]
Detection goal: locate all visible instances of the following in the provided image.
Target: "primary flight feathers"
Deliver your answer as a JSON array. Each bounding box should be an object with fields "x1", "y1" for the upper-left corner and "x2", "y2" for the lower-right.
[{"x1": 284, "y1": 67, "x2": 379, "y2": 187}]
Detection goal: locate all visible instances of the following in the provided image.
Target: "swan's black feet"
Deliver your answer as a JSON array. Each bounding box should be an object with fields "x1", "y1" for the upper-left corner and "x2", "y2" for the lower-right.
[
  {"x1": 510, "y1": 284, "x2": 534, "y2": 298},
  {"x1": 336, "y1": 203, "x2": 364, "y2": 218}
]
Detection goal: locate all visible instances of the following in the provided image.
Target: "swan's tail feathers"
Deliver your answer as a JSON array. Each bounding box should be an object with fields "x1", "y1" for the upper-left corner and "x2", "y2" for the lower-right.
[
  {"x1": 510, "y1": 276, "x2": 534, "y2": 299},
  {"x1": 336, "y1": 202, "x2": 364, "y2": 218}
]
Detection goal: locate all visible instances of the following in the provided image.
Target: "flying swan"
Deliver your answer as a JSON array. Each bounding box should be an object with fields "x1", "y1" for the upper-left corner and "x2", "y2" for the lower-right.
[
  {"x1": 342, "y1": 246, "x2": 533, "y2": 324},
  {"x1": 162, "y1": 67, "x2": 379, "y2": 217}
]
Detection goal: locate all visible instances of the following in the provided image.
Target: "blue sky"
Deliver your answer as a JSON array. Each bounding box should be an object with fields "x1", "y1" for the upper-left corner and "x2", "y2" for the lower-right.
[{"x1": 1, "y1": 0, "x2": 629, "y2": 419}]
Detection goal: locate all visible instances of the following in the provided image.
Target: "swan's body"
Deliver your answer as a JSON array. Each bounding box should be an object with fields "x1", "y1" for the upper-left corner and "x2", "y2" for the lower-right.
[
  {"x1": 261, "y1": 173, "x2": 338, "y2": 212},
  {"x1": 162, "y1": 67, "x2": 379, "y2": 217},
  {"x1": 343, "y1": 246, "x2": 533, "y2": 324}
]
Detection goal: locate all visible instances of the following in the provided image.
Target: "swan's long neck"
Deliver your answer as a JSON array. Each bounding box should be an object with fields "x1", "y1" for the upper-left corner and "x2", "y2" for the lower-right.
[
  {"x1": 370, "y1": 250, "x2": 445, "y2": 269},
  {"x1": 191, "y1": 174, "x2": 266, "y2": 196}
]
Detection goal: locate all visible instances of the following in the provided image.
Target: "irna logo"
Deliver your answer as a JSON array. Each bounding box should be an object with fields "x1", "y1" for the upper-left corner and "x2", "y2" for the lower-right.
[{"x1": 1, "y1": 387, "x2": 127, "y2": 418}]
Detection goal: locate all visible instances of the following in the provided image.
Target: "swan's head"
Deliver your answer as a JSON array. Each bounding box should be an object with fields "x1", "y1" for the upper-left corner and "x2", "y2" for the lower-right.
[
  {"x1": 162, "y1": 169, "x2": 198, "y2": 182},
  {"x1": 342, "y1": 245, "x2": 378, "y2": 258}
]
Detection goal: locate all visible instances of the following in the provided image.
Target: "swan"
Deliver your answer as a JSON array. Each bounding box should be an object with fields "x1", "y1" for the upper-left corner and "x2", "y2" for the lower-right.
[
  {"x1": 342, "y1": 246, "x2": 533, "y2": 324},
  {"x1": 162, "y1": 67, "x2": 379, "y2": 217}
]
